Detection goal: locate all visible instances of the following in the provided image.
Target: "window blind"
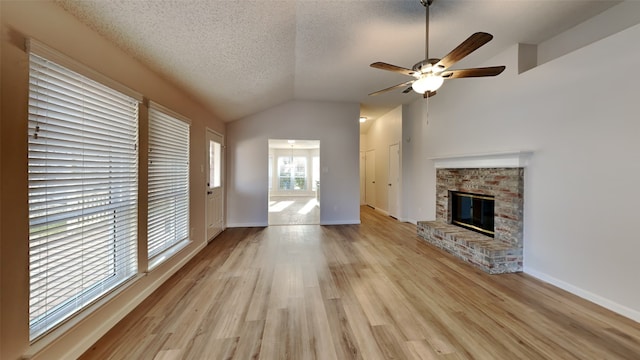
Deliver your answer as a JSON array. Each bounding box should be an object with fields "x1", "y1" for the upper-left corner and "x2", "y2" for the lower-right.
[
  {"x1": 147, "y1": 104, "x2": 190, "y2": 260},
  {"x1": 28, "y1": 53, "x2": 139, "y2": 340}
]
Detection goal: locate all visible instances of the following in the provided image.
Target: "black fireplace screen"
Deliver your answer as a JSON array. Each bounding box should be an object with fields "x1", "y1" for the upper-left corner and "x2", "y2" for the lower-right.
[{"x1": 450, "y1": 191, "x2": 495, "y2": 237}]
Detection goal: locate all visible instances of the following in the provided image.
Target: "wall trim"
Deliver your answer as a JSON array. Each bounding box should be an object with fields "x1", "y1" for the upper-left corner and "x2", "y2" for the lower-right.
[
  {"x1": 320, "y1": 220, "x2": 361, "y2": 225},
  {"x1": 227, "y1": 222, "x2": 269, "y2": 228},
  {"x1": 402, "y1": 218, "x2": 418, "y2": 225},
  {"x1": 524, "y1": 266, "x2": 640, "y2": 323},
  {"x1": 374, "y1": 207, "x2": 389, "y2": 217},
  {"x1": 431, "y1": 151, "x2": 533, "y2": 169}
]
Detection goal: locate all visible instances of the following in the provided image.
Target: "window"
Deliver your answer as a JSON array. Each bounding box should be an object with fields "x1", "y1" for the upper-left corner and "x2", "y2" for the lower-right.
[
  {"x1": 209, "y1": 139, "x2": 221, "y2": 189},
  {"x1": 312, "y1": 156, "x2": 320, "y2": 191},
  {"x1": 147, "y1": 104, "x2": 190, "y2": 261},
  {"x1": 28, "y1": 52, "x2": 139, "y2": 340},
  {"x1": 278, "y1": 156, "x2": 307, "y2": 190},
  {"x1": 268, "y1": 155, "x2": 273, "y2": 190}
]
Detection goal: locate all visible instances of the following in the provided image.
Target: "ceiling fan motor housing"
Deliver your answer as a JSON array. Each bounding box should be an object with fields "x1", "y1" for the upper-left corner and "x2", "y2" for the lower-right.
[
  {"x1": 420, "y1": 0, "x2": 434, "y2": 7},
  {"x1": 412, "y1": 59, "x2": 443, "y2": 75}
]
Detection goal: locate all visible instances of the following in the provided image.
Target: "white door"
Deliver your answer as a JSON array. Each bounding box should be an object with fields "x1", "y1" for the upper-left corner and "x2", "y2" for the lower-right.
[
  {"x1": 365, "y1": 150, "x2": 376, "y2": 207},
  {"x1": 206, "y1": 129, "x2": 224, "y2": 241},
  {"x1": 388, "y1": 143, "x2": 400, "y2": 219}
]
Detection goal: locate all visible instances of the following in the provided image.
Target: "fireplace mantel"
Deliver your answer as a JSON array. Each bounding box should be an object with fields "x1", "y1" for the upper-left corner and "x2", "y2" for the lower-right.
[{"x1": 431, "y1": 151, "x2": 532, "y2": 169}]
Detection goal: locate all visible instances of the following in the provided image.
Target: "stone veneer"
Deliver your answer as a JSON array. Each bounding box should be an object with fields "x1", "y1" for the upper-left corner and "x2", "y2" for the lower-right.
[{"x1": 417, "y1": 168, "x2": 524, "y2": 274}]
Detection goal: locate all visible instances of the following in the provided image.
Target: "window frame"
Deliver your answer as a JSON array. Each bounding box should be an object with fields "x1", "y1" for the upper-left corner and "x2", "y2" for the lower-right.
[
  {"x1": 27, "y1": 43, "x2": 141, "y2": 341},
  {"x1": 146, "y1": 102, "x2": 191, "y2": 267}
]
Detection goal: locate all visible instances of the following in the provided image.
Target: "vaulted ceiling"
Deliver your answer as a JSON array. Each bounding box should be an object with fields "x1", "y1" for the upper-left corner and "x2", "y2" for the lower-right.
[{"x1": 55, "y1": 0, "x2": 621, "y2": 123}]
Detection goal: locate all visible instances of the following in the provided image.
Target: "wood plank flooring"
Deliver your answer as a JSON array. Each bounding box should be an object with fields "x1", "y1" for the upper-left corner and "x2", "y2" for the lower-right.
[{"x1": 80, "y1": 206, "x2": 640, "y2": 359}]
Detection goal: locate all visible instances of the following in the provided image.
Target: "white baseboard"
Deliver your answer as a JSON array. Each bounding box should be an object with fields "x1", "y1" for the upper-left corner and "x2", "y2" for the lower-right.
[
  {"x1": 228, "y1": 221, "x2": 363, "y2": 227},
  {"x1": 374, "y1": 207, "x2": 389, "y2": 216},
  {"x1": 524, "y1": 266, "x2": 640, "y2": 323},
  {"x1": 320, "y1": 220, "x2": 361, "y2": 225},
  {"x1": 226, "y1": 222, "x2": 268, "y2": 228},
  {"x1": 399, "y1": 218, "x2": 418, "y2": 225}
]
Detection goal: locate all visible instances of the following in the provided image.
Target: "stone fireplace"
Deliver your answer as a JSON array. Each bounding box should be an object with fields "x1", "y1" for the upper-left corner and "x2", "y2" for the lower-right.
[{"x1": 417, "y1": 152, "x2": 529, "y2": 274}]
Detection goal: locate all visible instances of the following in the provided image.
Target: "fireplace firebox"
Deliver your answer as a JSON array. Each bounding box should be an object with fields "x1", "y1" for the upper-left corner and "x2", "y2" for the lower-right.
[{"x1": 450, "y1": 191, "x2": 495, "y2": 237}]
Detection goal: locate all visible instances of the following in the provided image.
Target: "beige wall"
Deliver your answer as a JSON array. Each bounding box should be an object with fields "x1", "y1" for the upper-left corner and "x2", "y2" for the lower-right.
[{"x1": 1, "y1": 2, "x2": 224, "y2": 359}]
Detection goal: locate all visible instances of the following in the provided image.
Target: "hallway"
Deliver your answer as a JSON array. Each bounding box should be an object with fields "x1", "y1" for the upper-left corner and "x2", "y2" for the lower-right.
[{"x1": 268, "y1": 196, "x2": 319, "y2": 225}]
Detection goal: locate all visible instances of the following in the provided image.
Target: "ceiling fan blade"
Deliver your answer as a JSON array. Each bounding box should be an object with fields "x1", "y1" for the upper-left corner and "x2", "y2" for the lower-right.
[
  {"x1": 369, "y1": 80, "x2": 415, "y2": 96},
  {"x1": 423, "y1": 90, "x2": 437, "y2": 98},
  {"x1": 441, "y1": 66, "x2": 506, "y2": 79},
  {"x1": 435, "y1": 32, "x2": 494, "y2": 71},
  {"x1": 370, "y1": 62, "x2": 416, "y2": 77}
]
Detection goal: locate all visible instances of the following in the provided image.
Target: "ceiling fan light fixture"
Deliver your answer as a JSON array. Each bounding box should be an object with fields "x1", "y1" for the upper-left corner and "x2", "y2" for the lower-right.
[
  {"x1": 432, "y1": 64, "x2": 445, "y2": 73},
  {"x1": 412, "y1": 74, "x2": 444, "y2": 94},
  {"x1": 368, "y1": 0, "x2": 504, "y2": 98}
]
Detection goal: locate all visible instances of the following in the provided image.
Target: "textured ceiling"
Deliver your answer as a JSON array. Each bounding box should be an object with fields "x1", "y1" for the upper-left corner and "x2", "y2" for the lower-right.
[{"x1": 55, "y1": 0, "x2": 621, "y2": 123}]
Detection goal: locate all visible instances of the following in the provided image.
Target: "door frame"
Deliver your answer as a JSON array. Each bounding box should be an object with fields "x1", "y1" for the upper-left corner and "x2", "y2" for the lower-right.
[
  {"x1": 360, "y1": 151, "x2": 366, "y2": 205},
  {"x1": 388, "y1": 143, "x2": 400, "y2": 219}
]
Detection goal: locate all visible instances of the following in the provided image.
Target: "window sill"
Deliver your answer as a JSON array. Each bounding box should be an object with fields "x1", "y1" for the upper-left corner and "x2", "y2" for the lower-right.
[
  {"x1": 25, "y1": 272, "x2": 145, "y2": 359},
  {"x1": 147, "y1": 239, "x2": 192, "y2": 272}
]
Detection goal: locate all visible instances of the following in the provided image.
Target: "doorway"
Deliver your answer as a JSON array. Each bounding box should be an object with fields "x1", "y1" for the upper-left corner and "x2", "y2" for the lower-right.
[
  {"x1": 268, "y1": 139, "x2": 320, "y2": 225},
  {"x1": 365, "y1": 150, "x2": 376, "y2": 207},
  {"x1": 206, "y1": 129, "x2": 225, "y2": 241}
]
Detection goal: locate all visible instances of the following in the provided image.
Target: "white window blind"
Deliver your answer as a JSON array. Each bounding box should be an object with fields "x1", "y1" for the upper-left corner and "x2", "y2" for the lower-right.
[
  {"x1": 147, "y1": 104, "x2": 190, "y2": 260},
  {"x1": 28, "y1": 53, "x2": 139, "y2": 340}
]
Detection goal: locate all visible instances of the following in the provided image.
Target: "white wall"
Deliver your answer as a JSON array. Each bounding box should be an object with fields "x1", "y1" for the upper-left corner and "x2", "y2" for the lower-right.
[
  {"x1": 402, "y1": 22, "x2": 640, "y2": 321},
  {"x1": 537, "y1": 1, "x2": 640, "y2": 66},
  {"x1": 401, "y1": 100, "x2": 435, "y2": 224},
  {"x1": 226, "y1": 100, "x2": 360, "y2": 226},
  {"x1": 361, "y1": 106, "x2": 402, "y2": 214}
]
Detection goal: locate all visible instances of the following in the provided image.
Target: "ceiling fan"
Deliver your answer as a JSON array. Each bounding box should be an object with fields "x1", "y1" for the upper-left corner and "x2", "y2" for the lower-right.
[{"x1": 369, "y1": 0, "x2": 505, "y2": 98}]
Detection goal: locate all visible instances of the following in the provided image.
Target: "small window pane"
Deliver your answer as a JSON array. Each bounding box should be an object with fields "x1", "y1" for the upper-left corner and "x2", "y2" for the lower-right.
[
  {"x1": 312, "y1": 156, "x2": 320, "y2": 191},
  {"x1": 209, "y1": 140, "x2": 221, "y2": 189},
  {"x1": 148, "y1": 105, "x2": 190, "y2": 260}
]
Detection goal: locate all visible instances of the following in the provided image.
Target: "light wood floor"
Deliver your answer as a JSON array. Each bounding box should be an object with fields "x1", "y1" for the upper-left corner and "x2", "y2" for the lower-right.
[
  {"x1": 80, "y1": 206, "x2": 640, "y2": 359},
  {"x1": 268, "y1": 196, "x2": 320, "y2": 225}
]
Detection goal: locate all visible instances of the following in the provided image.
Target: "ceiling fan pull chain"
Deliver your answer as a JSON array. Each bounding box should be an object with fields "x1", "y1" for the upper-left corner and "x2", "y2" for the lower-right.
[{"x1": 426, "y1": 90, "x2": 429, "y2": 119}]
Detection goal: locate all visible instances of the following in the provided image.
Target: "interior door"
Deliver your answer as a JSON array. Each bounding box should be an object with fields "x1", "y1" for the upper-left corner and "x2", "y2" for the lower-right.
[
  {"x1": 365, "y1": 150, "x2": 376, "y2": 207},
  {"x1": 206, "y1": 129, "x2": 224, "y2": 241},
  {"x1": 388, "y1": 143, "x2": 400, "y2": 219}
]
